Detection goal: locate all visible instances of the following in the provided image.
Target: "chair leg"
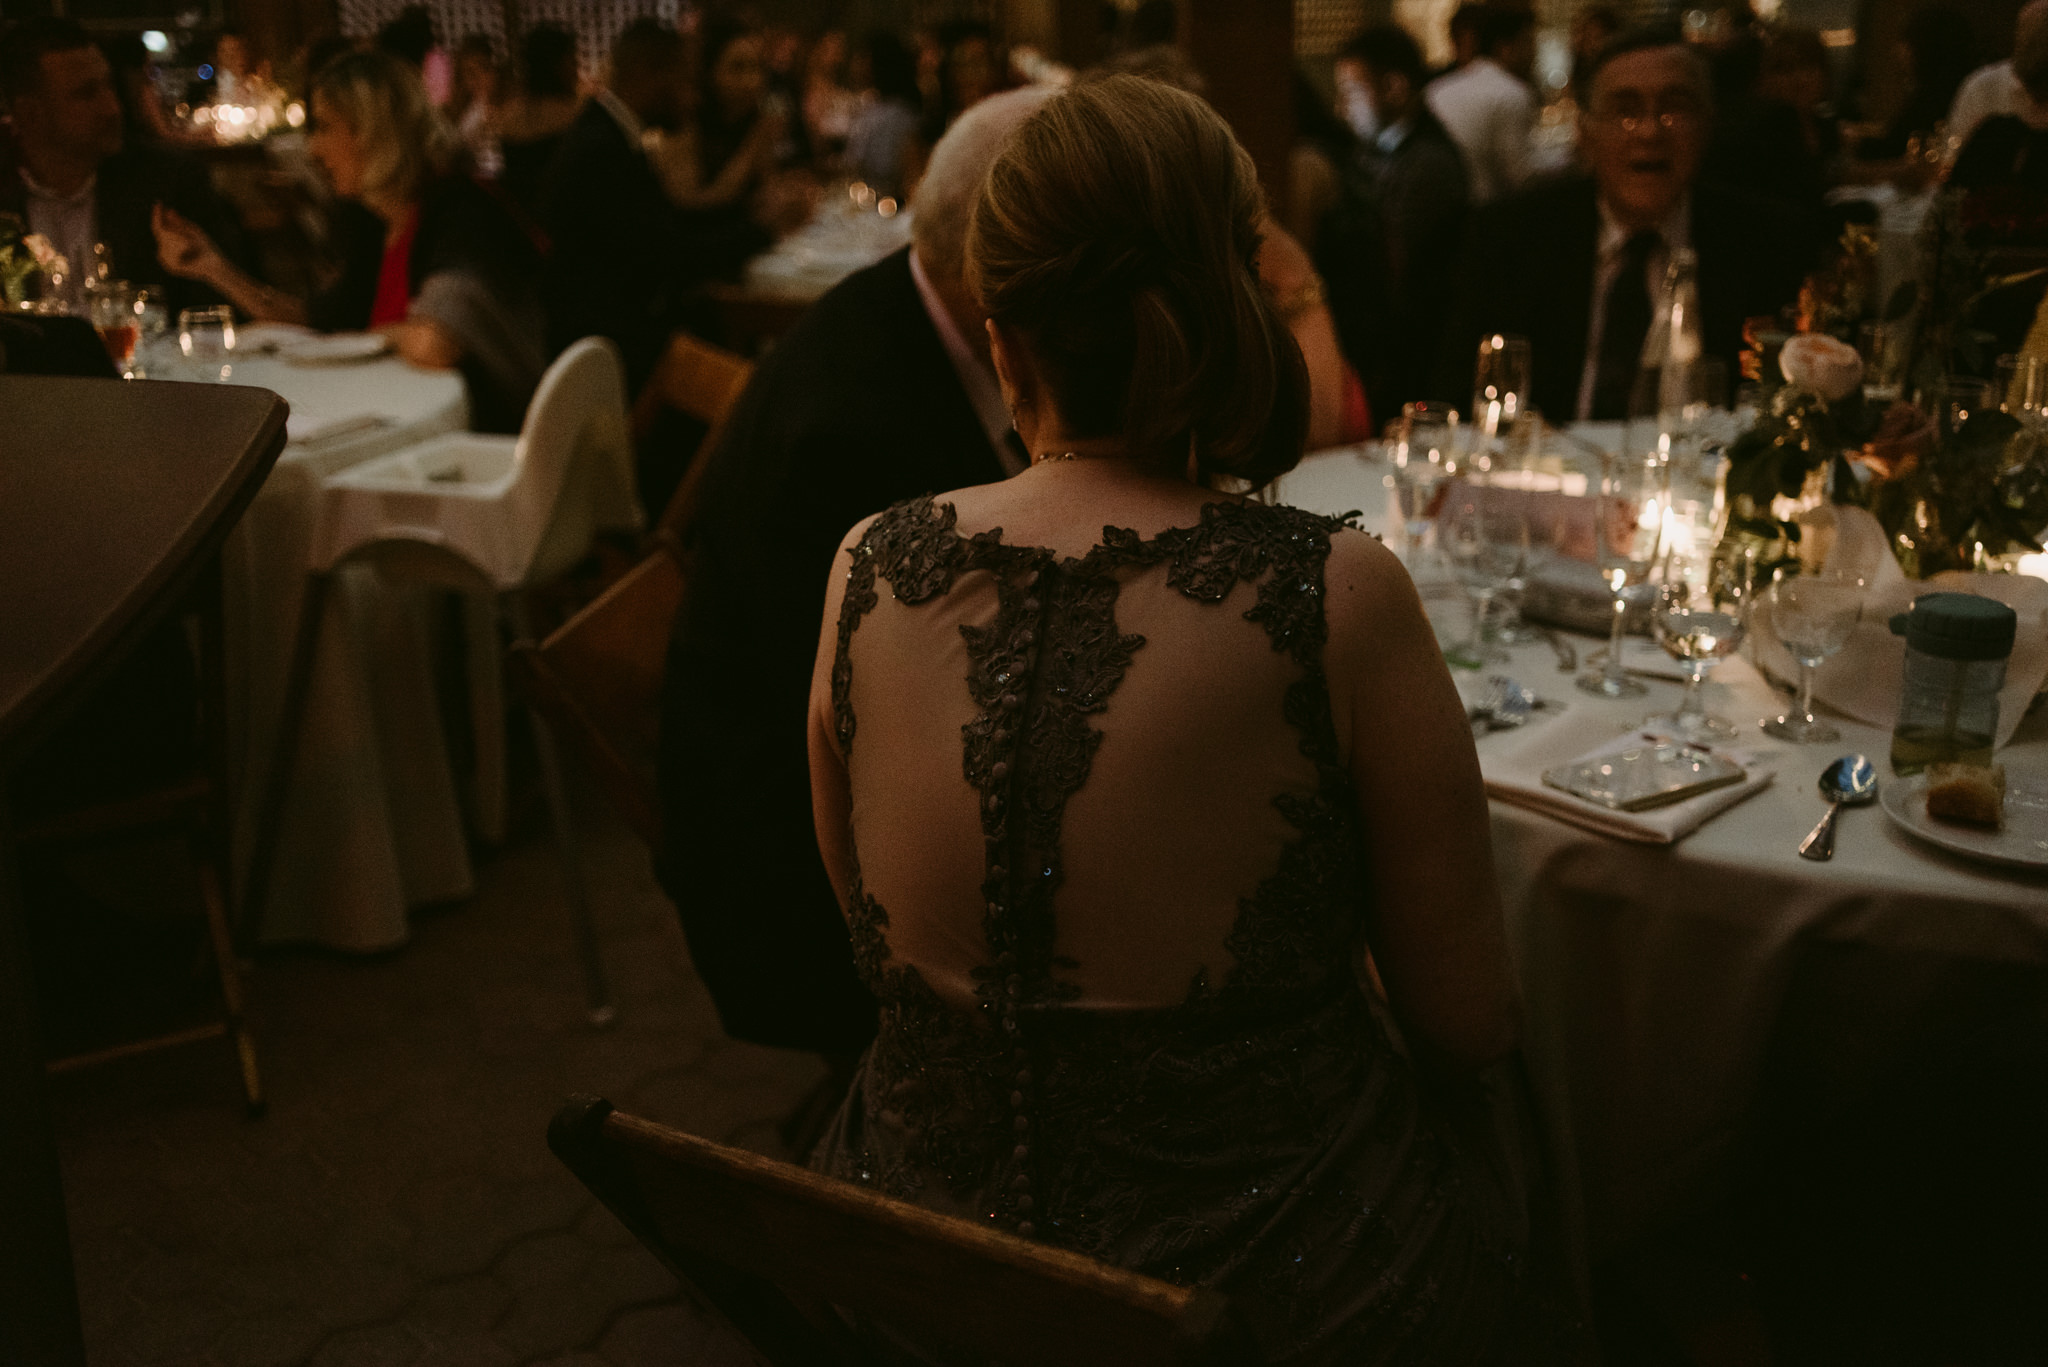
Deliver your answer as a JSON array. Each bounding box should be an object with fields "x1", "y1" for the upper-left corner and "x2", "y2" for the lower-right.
[
  {"x1": 238, "y1": 571, "x2": 329, "y2": 955},
  {"x1": 463, "y1": 590, "x2": 507, "y2": 844},
  {"x1": 506, "y1": 595, "x2": 615, "y2": 1028},
  {"x1": 194, "y1": 846, "x2": 264, "y2": 1116}
]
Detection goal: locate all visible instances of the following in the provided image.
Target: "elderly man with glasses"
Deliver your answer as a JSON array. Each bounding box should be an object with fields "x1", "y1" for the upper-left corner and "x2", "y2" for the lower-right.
[{"x1": 1434, "y1": 27, "x2": 1815, "y2": 422}]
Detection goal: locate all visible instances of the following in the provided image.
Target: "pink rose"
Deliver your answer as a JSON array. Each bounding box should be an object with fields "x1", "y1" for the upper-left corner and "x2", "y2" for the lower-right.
[{"x1": 1779, "y1": 332, "x2": 1864, "y2": 402}]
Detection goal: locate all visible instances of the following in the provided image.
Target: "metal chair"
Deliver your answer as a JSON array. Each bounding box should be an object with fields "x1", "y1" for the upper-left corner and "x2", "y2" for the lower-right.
[{"x1": 244, "y1": 338, "x2": 640, "y2": 1026}]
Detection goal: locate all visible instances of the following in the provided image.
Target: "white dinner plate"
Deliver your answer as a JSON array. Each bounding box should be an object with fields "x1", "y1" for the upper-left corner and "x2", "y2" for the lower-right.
[
  {"x1": 280, "y1": 332, "x2": 391, "y2": 366},
  {"x1": 1879, "y1": 767, "x2": 2048, "y2": 871}
]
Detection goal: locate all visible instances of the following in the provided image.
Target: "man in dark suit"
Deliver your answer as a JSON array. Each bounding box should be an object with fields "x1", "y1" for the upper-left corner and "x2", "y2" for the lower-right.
[
  {"x1": 0, "y1": 18, "x2": 246, "y2": 316},
  {"x1": 1337, "y1": 25, "x2": 1471, "y2": 421},
  {"x1": 537, "y1": 19, "x2": 692, "y2": 397},
  {"x1": 656, "y1": 89, "x2": 1048, "y2": 1060},
  {"x1": 1435, "y1": 28, "x2": 1814, "y2": 422}
]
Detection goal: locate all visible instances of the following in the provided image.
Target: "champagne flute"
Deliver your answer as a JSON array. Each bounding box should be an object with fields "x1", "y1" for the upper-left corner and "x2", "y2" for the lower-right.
[
  {"x1": 1576, "y1": 449, "x2": 1668, "y2": 699},
  {"x1": 1762, "y1": 572, "x2": 1865, "y2": 743},
  {"x1": 1643, "y1": 537, "x2": 1747, "y2": 741},
  {"x1": 1471, "y1": 333, "x2": 1531, "y2": 451}
]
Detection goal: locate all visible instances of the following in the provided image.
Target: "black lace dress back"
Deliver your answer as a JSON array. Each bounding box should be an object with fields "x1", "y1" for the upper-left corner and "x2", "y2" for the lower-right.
[{"x1": 811, "y1": 494, "x2": 1579, "y2": 1364}]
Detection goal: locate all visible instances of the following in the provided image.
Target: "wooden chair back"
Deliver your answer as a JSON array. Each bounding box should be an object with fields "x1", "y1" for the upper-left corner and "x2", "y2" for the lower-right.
[
  {"x1": 549, "y1": 1096, "x2": 1255, "y2": 1367},
  {"x1": 518, "y1": 333, "x2": 753, "y2": 849},
  {"x1": 631, "y1": 333, "x2": 754, "y2": 525},
  {"x1": 510, "y1": 544, "x2": 682, "y2": 849}
]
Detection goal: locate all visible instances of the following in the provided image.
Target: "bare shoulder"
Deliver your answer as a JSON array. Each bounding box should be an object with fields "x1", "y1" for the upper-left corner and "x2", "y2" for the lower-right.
[{"x1": 1320, "y1": 521, "x2": 1413, "y2": 620}]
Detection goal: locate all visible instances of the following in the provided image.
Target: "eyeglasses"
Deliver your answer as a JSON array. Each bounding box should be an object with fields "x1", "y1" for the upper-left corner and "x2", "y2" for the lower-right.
[{"x1": 1587, "y1": 104, "x2": 1703, "y2": 134}]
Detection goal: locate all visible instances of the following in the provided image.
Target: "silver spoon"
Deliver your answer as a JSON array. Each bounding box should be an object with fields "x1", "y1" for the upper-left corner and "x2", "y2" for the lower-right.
[{"x1": 1798, "y1": 754, "x2": 1879, "y2": 861}]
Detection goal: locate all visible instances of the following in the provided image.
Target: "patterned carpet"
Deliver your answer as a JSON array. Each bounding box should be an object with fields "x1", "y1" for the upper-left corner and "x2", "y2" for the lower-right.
[{"x1": 47, "y1": 800, "x2": 819, "y2": 1366}]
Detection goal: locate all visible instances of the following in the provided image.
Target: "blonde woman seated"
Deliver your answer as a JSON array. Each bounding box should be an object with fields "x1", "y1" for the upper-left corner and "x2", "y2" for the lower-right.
[
  {"x1": 806, "y1": 76, "x2": 1585, "y2": 1363},
  {"x1": 153, "y1": 50, "x2": 544, "y2": 431}
]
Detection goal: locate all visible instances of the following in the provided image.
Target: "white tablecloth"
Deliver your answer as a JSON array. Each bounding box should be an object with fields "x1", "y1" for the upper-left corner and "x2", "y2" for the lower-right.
[
  {"x1": 1273, "y1": 444, "x2": 2048, "y2": 1263},
  {"x1": 149, "y1": 343, "x2": 476, "y2": 951}
]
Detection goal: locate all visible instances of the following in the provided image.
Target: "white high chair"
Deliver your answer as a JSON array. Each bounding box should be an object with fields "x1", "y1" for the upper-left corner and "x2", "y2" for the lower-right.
[{"x1": 244, "y1": 338, "x2": 641, "y2": 1025}]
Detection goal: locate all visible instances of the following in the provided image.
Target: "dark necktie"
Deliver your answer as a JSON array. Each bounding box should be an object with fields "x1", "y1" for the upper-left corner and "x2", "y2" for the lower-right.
[{"x1": 1590, "y1": 230, "x2": 1661, "y2": 421}]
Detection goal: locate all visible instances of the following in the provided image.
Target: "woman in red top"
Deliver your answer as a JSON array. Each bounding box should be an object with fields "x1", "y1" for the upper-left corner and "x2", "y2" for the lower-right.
[{"x1": 155, "y1": 50, "x2": 545, "y2": 431}]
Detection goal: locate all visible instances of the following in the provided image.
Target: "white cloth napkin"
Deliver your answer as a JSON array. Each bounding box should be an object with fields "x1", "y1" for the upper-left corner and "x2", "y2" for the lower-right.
[
  {"x1": 1483, "y1": 724, "x2": 1780, "y2": 844},
  {"x1": 1755, "y1": 505, "x2": 2048, "y2": 748},
  {"x1": 285, "y1": 410, "x2": 388, "y2": 446}
]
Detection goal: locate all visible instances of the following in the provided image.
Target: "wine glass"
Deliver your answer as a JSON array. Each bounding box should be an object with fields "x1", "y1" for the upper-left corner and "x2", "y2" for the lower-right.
[
  {"x1": 1441, "y1": 474, "x2": 1524, "y2": 670},
  {"x1": 1471, "y1": 333, "x2": 1531, "y2": 450},
  {"x1": 128, "y1": 286, "x2": 172, "y2": 378},
  {"x1": 1762, "y1": 572, "x2": 1865, "y2": 743},
  {"x1": 1860, "y1": 321, "x2": 1905, "y2": 407},
  {"x1": 86, "y1": 279, "x2": 139, "y2": 375},
  {"x1": 1488, "y1": 406, "x2": 1551, "y2": 645},
  {"x1": 1643, "y1": 538, "x2": 1748, "y2": 741},
  {"x1": 1577, "y1": 449, "x2": 1668, "y2": 698},
  {"x1": 1388, "y1": 401, "x2": 1459, "y2": 572},
  {"x1": 178, "y1": 305, "x2": 237, "y2": 381}
]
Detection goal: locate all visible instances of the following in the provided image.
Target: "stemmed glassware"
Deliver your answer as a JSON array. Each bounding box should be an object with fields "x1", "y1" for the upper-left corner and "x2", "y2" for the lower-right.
[
  {"x1": 1471, "y1": 333, "x2": 1531, "y2": 451},
  {"x1": 1388, "y1": 401, "x2": 1459, "y2": 573},
  {"x1": 1762, "y1": 572, "x2": 1866, "y2": 743},
  {"x1": 1577, "y1": 449, "x2": 1668, "y2": 698},
  {"x1": 86, "y1": 279, "x2": 139, "y2": 376},
  {"x1": 178, "y1": 305, "x2": 237, "y2": 381},
  {"x1": 1441, "y1": 472, "x2": 1525, "y2": 670},
  {"x1": 1643, "y1": 529, "x2": 1748, "y2": 741}
]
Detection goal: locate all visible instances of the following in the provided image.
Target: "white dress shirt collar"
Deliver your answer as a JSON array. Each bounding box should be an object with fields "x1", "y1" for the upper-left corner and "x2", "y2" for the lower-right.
[{"x1": 909, "y1": 247, "x2": 1024, "y2": 476}]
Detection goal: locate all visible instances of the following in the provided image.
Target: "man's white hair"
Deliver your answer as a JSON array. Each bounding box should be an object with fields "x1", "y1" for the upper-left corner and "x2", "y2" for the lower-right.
[{"x1": 912, "y1": 85, "x2": 1056, "y2": 285}]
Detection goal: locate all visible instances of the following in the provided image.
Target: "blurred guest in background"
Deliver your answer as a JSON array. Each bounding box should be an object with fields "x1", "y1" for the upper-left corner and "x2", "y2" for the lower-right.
[
  {"x1": 1568, "y1": 3, "x2": 1624, "y2": 103},
  {"x1": 843, "y1": 29, "x2": 925, "y2": 199},
  {"x1": 538, "y1": 18, "x2": 691, "y2": 395},
  {"x1": 656, "y1": 87, "x2": 1052, "y2": 1064},
  {"x1": 1437, "y1": 28, "x2": 1812, "y2": 420},
  {"x1": 800, "y1": 30, "x2": 857, "y2": 165},
  {"x1": 1441, "y1": 2, "x2": 1489, "y2": 78},
  {"x1": 1, "y1": 17, "x2": 248, "y2": 314},
  {"x1": 1950, "y1": 0, "x2": 2048, "y2": 147},
  {"x1": 1426, "y1": 4, "x2": 1538, "y2": 203},
  {"x1": 920, "y1": 19, "x2": 1002, "y2": 145},
  {"x1": 497, "y1": 24, "x2": 579, "y2": 212},
  {"x1": 154, "y1": 50, "x2": 544, "y2": 431},
  {"x1": 1337, "y1": 25, "x2": 1471, "y2": 421},
  {"x1": 447, "y1": 34, "x2": 503, "y2": 179},
  {"x1": 1704, "y1": 25, "x2": 1837, "y2": 214},
  {"x1": 1848, "y1": 3, "x2": 1979, "y2": 185},
  {"x1": 650, "y1": 16, "x2": 804, "y2": 249}
]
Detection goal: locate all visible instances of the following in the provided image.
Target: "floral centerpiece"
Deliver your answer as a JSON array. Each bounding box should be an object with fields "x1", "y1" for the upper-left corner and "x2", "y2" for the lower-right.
[
  {"x1": 0, "y1": 211, "x2": 58, "y2": 308},
  {"x1": 1723, "y1": 194, "x2": 2048, "y2": 580}
]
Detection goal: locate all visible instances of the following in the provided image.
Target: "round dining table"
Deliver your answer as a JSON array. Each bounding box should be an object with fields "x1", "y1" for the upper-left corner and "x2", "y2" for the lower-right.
[
  {"x1": 145, "y1": 337, "x2": 476, "y2": 952},
  {"x1": 1271, "y1": 439, "x2": 2048, "y2": 1280}
]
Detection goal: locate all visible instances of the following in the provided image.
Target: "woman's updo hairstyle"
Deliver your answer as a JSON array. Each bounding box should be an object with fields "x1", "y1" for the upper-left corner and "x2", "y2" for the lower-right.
[{"x1": 966, "y1": 74, "x2": 1308, "y2": 487}]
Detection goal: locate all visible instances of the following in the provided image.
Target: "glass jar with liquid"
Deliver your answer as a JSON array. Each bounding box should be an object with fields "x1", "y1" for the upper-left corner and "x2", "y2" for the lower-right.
[{"x1": 1887, "y1": 593, "x2": 2016, "y2": 775}]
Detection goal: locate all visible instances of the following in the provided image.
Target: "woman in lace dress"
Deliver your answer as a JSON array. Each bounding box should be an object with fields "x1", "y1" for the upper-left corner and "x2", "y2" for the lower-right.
[{"x1": 806, "y1": 75, "x2": 1584, "y2": 1364}]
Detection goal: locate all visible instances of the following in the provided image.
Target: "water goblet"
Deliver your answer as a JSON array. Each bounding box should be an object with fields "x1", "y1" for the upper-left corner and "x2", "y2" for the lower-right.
[
  {"x1": 1441, "y1": 475, "x2": 1523, "y2": 670},
  {"x1": 1642, "y1": 545, "x2": 1747, "y2": 741},
  {"x1": 178, "y1": 305, "x2": 237, "y2": 381},
  {"x1": 1388, "y1": 401, "x2": 1459, "y2": 573},
  {"x1": 1762, "y1": 572, "x2": 1866, "y2": 743},
  {"x1": 1576, "y1": 449, "x2": 1668, "y2": 699}
]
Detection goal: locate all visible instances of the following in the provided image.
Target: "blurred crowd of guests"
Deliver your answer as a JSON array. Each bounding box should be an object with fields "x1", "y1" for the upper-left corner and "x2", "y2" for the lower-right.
[{"x1": 1290, "y1": 0, "x2": 2048, "y2": 427}]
